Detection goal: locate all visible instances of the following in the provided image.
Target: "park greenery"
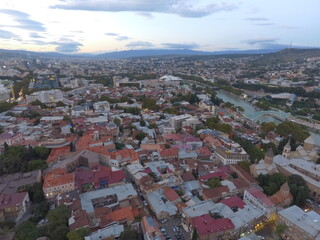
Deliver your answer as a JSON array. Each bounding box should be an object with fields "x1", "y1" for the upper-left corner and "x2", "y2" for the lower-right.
[
  {"x1": 275, "y1": 121, "x2": 310, "y2": 143},
  {"x1": 0, "y1": 145, "x2": 51, "y2": 175},
  {"x1": 257, "y1": 173, "x2": 309, "y2": 207},
  {"x1": 207, "y1": 178, "x2": 221, "y2": 189}
]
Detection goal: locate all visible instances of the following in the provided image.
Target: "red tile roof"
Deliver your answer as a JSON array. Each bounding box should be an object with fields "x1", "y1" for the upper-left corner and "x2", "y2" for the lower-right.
[
  {"x1": 163, "y1": 187, "x2": 180, "y2": 202},
  {"x1": 220, "y1": 196, "x2": 246, "y2": 209},
  {"x1": 247, "y1": 187, "x2": 274, "y2": 207},
  {"x1": 192, "y1": 214, "x2": 234, "y2": 236}
]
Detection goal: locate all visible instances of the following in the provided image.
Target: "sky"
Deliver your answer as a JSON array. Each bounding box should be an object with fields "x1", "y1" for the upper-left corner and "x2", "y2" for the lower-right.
[{"x1": 0, "y1": 0, "x2": 319, "y2": 53}]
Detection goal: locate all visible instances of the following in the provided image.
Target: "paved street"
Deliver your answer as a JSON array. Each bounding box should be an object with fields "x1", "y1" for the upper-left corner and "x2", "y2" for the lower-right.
[
  {"x1": 159, "y1": 216, "x2": 190, "y2": 240},
  {"x1": 256, "y1": 222, "x2": 276, "y2": 240}
]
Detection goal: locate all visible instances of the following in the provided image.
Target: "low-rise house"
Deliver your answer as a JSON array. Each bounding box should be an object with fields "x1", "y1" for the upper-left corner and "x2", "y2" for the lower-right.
[
  {"x1": 0, "y1": 192, "x2": 30, "y2": 221},
  {"x1": 243, "y1": 187, "x2": 276, "y2": 219},
  {"x1": 141, "y1": 216, "x2": 165, "y2": 240},
  {"x1": 43, "y1": 168, "x2": 75, "y2": 198},
  {"x1": 0, "y1": 170, "x2": 41, "y2": 194},
  {"x1": 146, "y1": 190, "x2": 178, "y2": 220},
  {"x1": 277, "y1": 205, "x2": 320, "y2": 240}
]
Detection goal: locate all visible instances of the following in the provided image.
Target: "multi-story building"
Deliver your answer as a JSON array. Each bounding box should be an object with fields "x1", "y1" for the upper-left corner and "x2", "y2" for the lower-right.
[
  {"x1": 243, "y1": 187, "x2": 276, "y2": 219},
  {"x1": 43, "y1": 168, "x2": 75, "y2": 198},
  {"x1": 26, "y1": 89, "x2": 64, "y2": 103},
  {"x1": 0, "y1": 192, "x2": 30, "y2": 221},
  {"x1": 273, "y1": 155, "x2": 320, "y2": 201},
  {"x1": 141, "y1": 216, "x2": 165, "y2": 240},
  {"x1": 278, "y1": 205, "x2": 320, "y2": 240},
  {"x1": 215, "y1": 145, "x2": 249, "y2": 165},
  {"x1": 170, "y1": 114, "x2": 192, "y2": 130}
]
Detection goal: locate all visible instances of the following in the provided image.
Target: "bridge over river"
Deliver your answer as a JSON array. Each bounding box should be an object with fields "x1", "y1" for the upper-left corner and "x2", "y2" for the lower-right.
[{"x1": 245, "y1": 110, "x2": 291, "y2": 121}]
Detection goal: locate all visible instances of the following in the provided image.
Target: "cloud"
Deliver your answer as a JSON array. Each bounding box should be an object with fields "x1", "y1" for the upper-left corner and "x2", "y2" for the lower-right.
[
  {"x1": 0, "y1": 29, "x2": 19, "y2": 39},
  {"x1": 245, "y1": 37, "x2": 279, "y2": 45},
  {"x1": 244, "y1": 17, "x2": 269, "y2": 22},
  {"x1": 116, "y1": 36, "x2": 130, "y2": 41},
  {"x1": 0, "y1": 9, "x2": 45, "y2": 32},
  {"x1": 105, "y1": 32, "x2": 119, "y2": 36},
  {"x1": 254, "y1": 23, "x2": 274, "y2": 26},
  {"x1": 162, "y1": 42, "x2": 200, "y2": 49},
  {"x1": 279, "y1": 25, "x2": 298, "y2": 30},
  {"x1": 55, "y1": 40, "x2": 83, "y2": 52},
  {"x1": 30, "y1": 32, "x2": 44, "y2": 39},
  {"x1": 126, "y1": 41, "x2": 154, "y2": 48},
  {"x1": 52, "y1": 0, "x2": 237, "y2": 18},
  {"x1": 135, "y1": 12, "x2": 153, "y2": 18}
]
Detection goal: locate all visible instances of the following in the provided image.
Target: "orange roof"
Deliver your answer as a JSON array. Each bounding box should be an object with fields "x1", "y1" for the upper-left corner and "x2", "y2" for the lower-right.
[
  {"x1": 43, "y1": 168, "x2": 74, "y2": 188},
  {"x1": 160, "y1": 148, "x2": 179, "y2": 157},
  {"x1": 108, "y1": 206, "x2": 134, "y2": 222},
  {"x1": 89, "y1": 146, "x2": 111, "y2": 157},
  {"x1": 47, "y1": 145, "x2": 71, "y2": 164},
  {"x1": 110, "y1": 149, "x2": 139, "y2": 163},
  {"x1": 163, "y1": 187, "x2": 180, "y2": 202},
  {"x1": 76, "y1": 135, "x2": 92, "y2": 151}
]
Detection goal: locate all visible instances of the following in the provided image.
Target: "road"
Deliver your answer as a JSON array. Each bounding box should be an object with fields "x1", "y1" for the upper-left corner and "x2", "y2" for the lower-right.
[
  {"x1": 159, "y1": 216, "x2": 190, "y2": 240},
  {"x1": 256, "y1": 222, "x2": 276, "y2": 240}
]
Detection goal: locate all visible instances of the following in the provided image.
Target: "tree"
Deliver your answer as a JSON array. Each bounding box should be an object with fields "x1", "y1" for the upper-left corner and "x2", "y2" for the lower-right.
[
  {"x1": 34, "y1": 146, "x2": 51, "y2": 159},
  {"x1": 231, "y1": 171, "x2": 238, "y2": 178},
  {"x1": 275, "y1": 122, "x2": 310, "y2": 143},
  {"x1": 27, "y1": 159, "x2": 47, "y2": 171},
  {"x1": 207, "y1": 178, "x2": 221, "y2": 189},
  {"x1": 67, "y1": 228, "x2": 90, "y2": 240},
  {"x1": 46, "y1": 205, "x2": 71, "y2": 240},
  {"x1": 140, "y1": 119, "x2": 146, "y2": 127},
  {"x1": 275, "y1": 223, "x2": 288, "y2": 239},
  {"x1": 14, "y1": 221, "x2": 41, "y2": 240},
  {"x1": 257, "y1": 173, "x2": 288, "y2": 196},
  {"x1": 192, "y1": 228, "x2": 199, "y2": 240},
  {"x1": 56, "y1": 101, "x2": 66, "y2": 107},
  {"x1": 261, "y1": 122, "x2": 277, "y2": 135},
  {"x1": 238, "y1": 160, "x2": 250, "y2": 172},
  {"x1": 148, "y1": 123, "x2": 157, "y2": 129},
  {"x1": 113, "y1": 117, "x2": 121, "y2": 126},
  {"x1": 120, "y1": 227, "x2": 139, "y2": 240},
  {"x1": 288, "y1": 174, "x2": 309, "y2": 207},
  {"x1": 135, "y1": 132, "x2": 146, "y2": 145}
]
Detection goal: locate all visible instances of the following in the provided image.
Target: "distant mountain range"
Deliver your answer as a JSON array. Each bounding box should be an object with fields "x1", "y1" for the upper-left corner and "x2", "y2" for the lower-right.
[{"x1": 0, "y1": 47, "x2": 320, "y2": 59}]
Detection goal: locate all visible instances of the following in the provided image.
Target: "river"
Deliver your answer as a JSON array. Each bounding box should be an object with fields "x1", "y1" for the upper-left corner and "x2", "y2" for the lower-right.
[{"x1": 216, "y1": 90, "x2": 320, "y2": 147}]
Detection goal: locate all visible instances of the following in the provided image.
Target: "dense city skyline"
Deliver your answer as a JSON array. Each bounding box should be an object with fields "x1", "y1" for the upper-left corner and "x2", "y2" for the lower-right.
[{"x1": 0, "y1": 0, "x2": 319, "y2": 53}]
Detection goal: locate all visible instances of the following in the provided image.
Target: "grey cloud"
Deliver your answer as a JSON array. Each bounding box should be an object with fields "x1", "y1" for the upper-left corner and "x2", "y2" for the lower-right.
[
  {"x1": 126, "y1": 41, "x2": 154, "y2": 48},
  {"x1": 135, "y1": 12, "x2": 153, "y2": 18},
  {"x1": 254, "y1": 23, "x2": 274, "y2": 26},
  {"x1": 0, "y1": 29, "x2": 19, "y2": 39},
  {"x1": 52, "y1": 0, "x2": 237, "y2": 18},
  {"x1": 105, "y1": 32, "x2": 119, "y2": 36},
  {"x1": 116, "y1": 36, "x2": 130, "y2": 41},
  {"x1": 0, "y1": 9, "x2": 45, "y2": 32},
  {"x1": 0, "y1": 9, "x2": 29, "y2": 18},
  {"x1": 244, "y1": 17, "x2": 269, "y2": 21},
  {"x1": 245, "y1": 37, "x2": 279, "y2": 45},
  {"x1": 55, "y1": 41, "x2": 83, "y2": 52},
  {"x1": 30, "y1": 32, "x2": 43, "y2": 38},
  {"x1": 162, "y1": 42, "x2": 200, "y2": 49}
]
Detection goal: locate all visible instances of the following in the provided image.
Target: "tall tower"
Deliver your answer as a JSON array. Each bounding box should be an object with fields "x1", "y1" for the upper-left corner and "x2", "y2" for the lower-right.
[
  {"x1": 282, "y1": 141, "x2": 291, "y2": 158},
  {"x1": 264, "y1": 149, "x2": 274, "y2": 165}
]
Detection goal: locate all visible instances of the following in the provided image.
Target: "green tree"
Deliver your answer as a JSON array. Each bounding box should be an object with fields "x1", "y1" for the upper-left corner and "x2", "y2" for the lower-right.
[
  {"x1": 34, "y1": 146, "x2": 51, "y2": 159},
  {"x1": 14, "y1": 221, "x2": 41, "y2": 240},
  {"x1": 148, "y1": 123, "x2": 158, "y2": 129},
  {"x1": 192, "y1": 228, "x2": 199, "y2": 240},
  {"x1": 207, "y1": 178, "x2": 221, "y2": 189},
  {"x1": 288, "y1": 174, "x2": 309, "y2": 207},
  {"x1": 113, "y1": 117, "x2": 121, "y2": 126},
  {"x1": 67, "y1": 228, "x2": 90, "y2": 240},
  {"x1": 56, "y1": 101, "x2": 66, "y2": 107},
  {"x1": 261, "y1": 122, "x2": 277, "y2": 134},
  {"x1": 27, "y1": 159, "x2": 47, "y2": 171},
  {"x1": 120, "y1": 227, "x2": 139, "y2": 240},
  {"x1": 275, "y1": 223, "x2": 288, "y2": 239},
  {"x1": 238, "y1": 160, "x2": 250, "y2": 172},
  {"x1": 275, "y1": 122, "x2": 310, "y2": 143},
  {"x1": 135, "y1": 132, "x2": 146, "y2": 145}
]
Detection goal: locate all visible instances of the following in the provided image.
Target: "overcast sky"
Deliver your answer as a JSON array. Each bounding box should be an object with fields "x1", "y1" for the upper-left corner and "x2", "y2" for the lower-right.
[{"x1": 0, "y1": 0, "x2": 319, "y2": 53}]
